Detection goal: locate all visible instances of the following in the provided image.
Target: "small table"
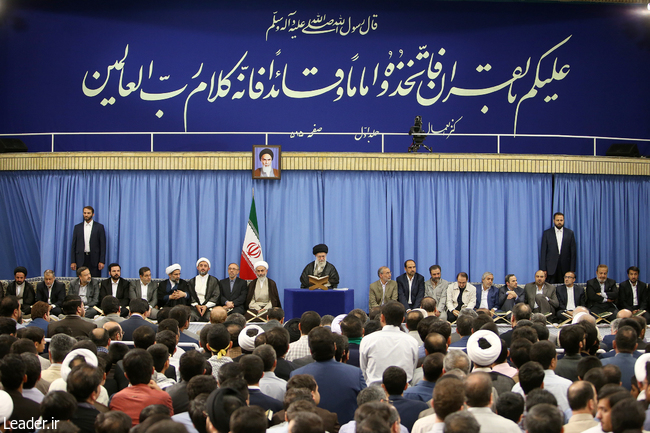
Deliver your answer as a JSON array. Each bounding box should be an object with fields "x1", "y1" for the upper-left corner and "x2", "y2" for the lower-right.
[{"x1": 284, "y1": 288, "x2": 355, "y2": 320}]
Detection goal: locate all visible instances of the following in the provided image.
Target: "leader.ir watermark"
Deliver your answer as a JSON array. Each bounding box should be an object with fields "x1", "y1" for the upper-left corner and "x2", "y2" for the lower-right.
[{"x1": 4, "y1": 419, "x2": 58, "y2": 430}]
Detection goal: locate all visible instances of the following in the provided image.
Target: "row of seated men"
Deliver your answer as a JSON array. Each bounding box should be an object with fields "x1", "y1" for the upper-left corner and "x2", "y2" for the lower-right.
[
  {"x1": 1, "y1": 293, "x2": 649, "y2": 433},
  {"x1": 370, "y1": 261, "x2": 648, "y2": 322},
  {"x1": 0, "y1": 258, "x2": 281, "y2": 323}
]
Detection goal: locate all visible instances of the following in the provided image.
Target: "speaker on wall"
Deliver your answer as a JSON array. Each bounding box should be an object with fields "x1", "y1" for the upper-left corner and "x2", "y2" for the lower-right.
[
  {"x1": 0, "y1": 138, "x2": 28, "y2": 153},
  {"x1": 605, "y1": 143, "x2": 640, "y2": 157}
]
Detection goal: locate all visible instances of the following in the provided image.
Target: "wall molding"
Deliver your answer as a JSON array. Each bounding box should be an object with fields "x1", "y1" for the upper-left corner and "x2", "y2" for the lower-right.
[{"x1": 0, "y1": 152, "x2": 649, "y2": 175}]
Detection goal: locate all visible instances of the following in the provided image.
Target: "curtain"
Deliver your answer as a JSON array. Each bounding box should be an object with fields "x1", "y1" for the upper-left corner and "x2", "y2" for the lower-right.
[
  {"x1": 553, "y1": 174, "x2": 650, "y2": 283},
  {"x1": 2, "y1": 169, "x2": 645, "y2": 311}
]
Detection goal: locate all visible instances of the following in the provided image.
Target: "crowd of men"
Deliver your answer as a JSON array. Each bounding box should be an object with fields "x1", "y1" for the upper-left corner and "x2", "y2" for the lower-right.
[{"x1": 0, "y1": 279, "x2": 648, "y2": 433}]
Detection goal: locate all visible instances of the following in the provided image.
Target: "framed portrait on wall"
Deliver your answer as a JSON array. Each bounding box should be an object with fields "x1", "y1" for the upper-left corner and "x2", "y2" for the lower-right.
[{"x1": 252, "y1": 145, "x2": 281, "y2": 180}]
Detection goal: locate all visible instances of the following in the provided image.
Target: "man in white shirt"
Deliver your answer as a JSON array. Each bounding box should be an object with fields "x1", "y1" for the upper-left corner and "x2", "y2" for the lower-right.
[
  {"x1": 424, "y1": 265, "x2": 449, "y2": 321},
  {"x1": 360, "y1": 301, "x2": 418, "y2": 385},
  {"x1": 99, "y1": 263, "x2": 131, "y2": 317},
  {"x1": 369, "y1": 267, "x2": 398, "y2": 309},
  {"x1": 556, "y1": 271, "x2": 586, "y2": 322},
  {"x1": 475, "y1": 272, "x2": 499, "y2": 314},
  {"x1": 446, "y1": 272, "x2": 476, "y2": 322},
  {"x1": 129, "y1": 266, "x2": 159, "y2": 319},
  {"x1": 187, "y1": 258, "x2": 221, "y2": 322},
  {"x1": 254, "y1": 344, "x2": 287, "y2": 401}
]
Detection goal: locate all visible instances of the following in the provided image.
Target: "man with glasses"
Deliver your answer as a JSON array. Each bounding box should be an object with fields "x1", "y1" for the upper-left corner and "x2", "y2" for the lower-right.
[{"x1": 555, "y1": 271, "x2": 585, "y2": 322}]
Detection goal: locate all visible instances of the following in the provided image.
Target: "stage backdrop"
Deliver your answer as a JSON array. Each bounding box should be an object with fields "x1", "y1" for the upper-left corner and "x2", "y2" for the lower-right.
[
  {"x1": 1, "y1": 0, "x2": 649, "y2": 154},
  {"x1": 0, "y1": 169, "x2": 649, "y2": 311}
]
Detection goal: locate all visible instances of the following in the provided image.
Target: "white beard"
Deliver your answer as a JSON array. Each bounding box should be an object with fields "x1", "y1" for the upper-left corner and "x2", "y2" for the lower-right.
[{"x1": 262, "y1": 165, "x2": 273, "y2": 175}]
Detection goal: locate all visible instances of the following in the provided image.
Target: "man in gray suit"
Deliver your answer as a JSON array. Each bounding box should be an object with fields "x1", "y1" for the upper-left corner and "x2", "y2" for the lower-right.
[
  {"x1": 424, "y1": 265, "x2": 448, "y2": 321},
  {"x1": 524, "y1": 270, "x2": 559, "y2": 316},
  {"x1": 369, "y1": 266, "x2": 398, "y2": 309},
  {"x1": 187, "y1": 257, "x2": 221, "y2": 322},
  {"x1": 129, "y1": 267, "x2": 159, "y2": 319},
  {"x1": 67, "y1": 266, "x2": 100, "y2": 318}
]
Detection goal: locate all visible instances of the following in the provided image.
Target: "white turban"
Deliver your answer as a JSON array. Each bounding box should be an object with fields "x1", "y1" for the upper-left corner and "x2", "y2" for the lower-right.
[
  {"x1": 61, "y1": 348, "x2": 98, "y2": 381},
  {"x1": 635, "y1": 353, "x2": 650, "y2": 382},
  {"x1": 239, "y1": 325, "x2": 265, "y2": 352},
  {"x1": 0, "y1": 391, "x2": 12, "y2": 425},
  {"x1": 166, "y1": 263, "x2": 181, "y2": 275},
  {"x1": 196, "y1": 257, "x2": 211, "y2": 268},
  {"x1": 467, "y1": 330, "x2": 502, "y2": 367},
  {"x1": 254, "y1": 261, "x2": 269, "y2": 270},
  {"x1": 330, "y1": 314, "x2": 347, "y2": 335}
]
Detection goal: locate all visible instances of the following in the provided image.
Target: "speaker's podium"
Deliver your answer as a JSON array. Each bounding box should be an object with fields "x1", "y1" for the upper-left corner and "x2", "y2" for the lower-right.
[{"x1": 284, "y1": 287, "x2": 355, "y2": 320}]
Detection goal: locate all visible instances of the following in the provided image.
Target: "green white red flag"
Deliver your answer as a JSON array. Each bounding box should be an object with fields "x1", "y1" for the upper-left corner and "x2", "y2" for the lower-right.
[{"x1": 239, "y1": 197, "x2": 263, "y2": 280}]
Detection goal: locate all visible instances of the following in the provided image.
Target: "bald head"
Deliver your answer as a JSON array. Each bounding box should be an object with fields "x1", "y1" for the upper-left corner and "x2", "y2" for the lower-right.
[
  {"x1": 103, "y1": 321, "x2": 123, "y2": 341},
  {"x1": 465, "y1": 372, "x2": 493, "y2": 408},
  {"x1": 210, "y1": 306, "x2": 228, "y2": 324},
  {"x1": 568, "y1": 380, "x2": 597, "y2": 414},
  {"x1": 617, "y1": 309, "x2": 633, "y2": 319}
]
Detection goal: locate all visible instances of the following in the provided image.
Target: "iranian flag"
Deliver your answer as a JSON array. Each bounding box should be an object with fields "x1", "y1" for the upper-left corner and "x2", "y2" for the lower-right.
[{"x1": 239, "y1": 197, "x2": 263, "y2": 280}]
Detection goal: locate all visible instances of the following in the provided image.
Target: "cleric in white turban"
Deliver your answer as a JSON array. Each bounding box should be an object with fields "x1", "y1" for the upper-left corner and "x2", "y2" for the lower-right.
[
  {"x1": 299, "y1": 244, "x2": 340, "y2": 289},
  {"x1": 245, "y1": 260, "x2": 281, "y2": 322},
  {"x1": 157, "y1": 263, "x2": 190, "y2": 308}
]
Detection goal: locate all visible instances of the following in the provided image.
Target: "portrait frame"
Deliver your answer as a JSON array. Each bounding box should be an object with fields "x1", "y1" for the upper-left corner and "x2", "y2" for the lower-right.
[{"x1": 252, "y1": 145, "x2": 282, "y2": 180}]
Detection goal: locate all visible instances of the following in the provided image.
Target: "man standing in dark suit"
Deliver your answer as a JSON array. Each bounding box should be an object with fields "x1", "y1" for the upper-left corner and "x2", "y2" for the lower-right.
[
  {"x1": 120, "y1": 298, "x2": 157, "y2": 341},
  {"x1": 5, "y1": 266, "x2": 35, "y2": 316},
  {"x1": 555, "y1": 271, "x2": 586, "y2": 321},
  {"x1": 187, "y1": 257, "x2": 221, "y2": 322},
  {"x1": 219, "y1": 263, "x2": 249, "y2": 316},
  {"x1": 99, "y1": 263, "x2": 131, "y2": 317},
  {"x1": 523, "y1": 270, "x2": 560, "y2": 316},
  {"x1": 157, "y1": 263, "x2": 190, "y2": 309},
  {"x1": 586, "y1": 264, "x2": 618, "y2": 315},
  {"x1": 617, "y1": 266, "x2": 648, "y2": 316},
  {"x1": 397, "y1": 260, "x2": 425, "y2": 311},
  {"x1": 539, "y1": 212, "x2": 577, "y2": 284},
  {"x1": 35, "y1": 269, "x2": 66, "y2": 316},
  {"x1": 47, "y1": 295, "x2": 97, "y2": 338},
  {"x1": 71, "y1": 206, "x2": 106, "y2": 278}
]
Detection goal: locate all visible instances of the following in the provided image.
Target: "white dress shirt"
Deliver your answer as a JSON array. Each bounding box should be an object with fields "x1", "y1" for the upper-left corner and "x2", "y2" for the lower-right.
[
  {"x1": 84, "y1": 220, "x2": 93, "y2": 252},
  {"x1": 632, "y1": 281, "x2": 639, "y2": 306},
  {"x1": 480, "y1": 286, "x2": 490, "y2": 309},
  {"x1": 140, "y1": 281, "x2": 149, "y2": 301},
  {"x1": 79, "y1": 284, "x2": 88, "y2": 304},
  {"x1": 360, "y1": 325, "x2": 419, "y2": 384},
  {"x1": 259, "y1": 371, "x2": 287, "y2": 401},
  {"x1": 192, "y1": 274, "x2": 209, "y2": 306},
  {"x1": 566, "y1": 285, "x2": 576, "y2": 310},
  {"x1": 111, "y1": 279, "x2": 119, "y2": 296}
]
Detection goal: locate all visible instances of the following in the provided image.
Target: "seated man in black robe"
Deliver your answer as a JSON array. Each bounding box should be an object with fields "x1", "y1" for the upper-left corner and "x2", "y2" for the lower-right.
[{"x1": 300, "y1": 244, "x2": 340, "y2": 289}]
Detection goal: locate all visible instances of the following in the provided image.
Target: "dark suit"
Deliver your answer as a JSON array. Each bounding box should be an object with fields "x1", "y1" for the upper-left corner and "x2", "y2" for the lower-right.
[
  {"x1": 523, "y1": 282, "x2": 559, "y2": 314},
  {"x1": 36, "y1": 280, "x2": 66, "y2": 315},
  {"x1": 166, "y1": 380, "x2": 189, "y2": 414},
  {"x1": 120, "y1": 314, "x2": 158, "y2": 341},
  {"x1": 219, "y1": 277, "x2": 249, "y2": 315},
  {"x1": 388, "y1": 395, "x2": 429, "y2": 432},
  {"x1": 6, "y1": 389, "x2": 41, "y2": 433},
  {"x1": 47, "y1": 315, "x2": 97, "y2": 338},
  {"x1": 498, "y1": 286, "x2": 525, "y2": 311},
  {"x1": 247, "y1": 388, "x2": 283, "y2": 413},
  {"x1": 475, "y1": 285, "x2": 500, "y2": 310},
  {"x1": 71, "y1": 403, "x2": 101, "y2": 433},
  {"x1": 68, "y1": 277, "x2": 101, "y2": 309},
  {"x1": 129, "y1": 280, "x2": 158, "y2": 308},
  {"x1": 157, "y1": 279, "x2": 190, "y2": 309},
  {"x1": 397, "y1": 273, "x2": 425, "y2": 310},
  {"x1": 539, "y1": 226, "x2": 576, "y2": 283},
  {"x1": 99, "y1": 277, "x2": 132, "y2": 317},
  {"x1": 617, "y1": 280, "x2": 648, "y2": 312},
  {"x1": 586, "y1": 277, "x2": 618, "y2": 315},
  {"x1": 291, "y1": 358, "x2": 366, "y2": 424},
  {"x1": 275, "y1": 357, "x2": 297, "y2": 381},
  {"x1": 556, "y1": 285, "x2": 586, "y2": 312},
  {"x1": 71, "y1": 220, "x2": 106, "y2": 277},
  {"x1": 187, "y1": 275, "x2": 221, "y2": 321},
  {"x1": 5, "y1": 281, "x2": 35, "y2": 315}
]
